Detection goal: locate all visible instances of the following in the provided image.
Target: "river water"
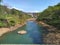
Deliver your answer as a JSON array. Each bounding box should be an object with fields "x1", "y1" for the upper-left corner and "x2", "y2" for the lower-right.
[{"x1": 0, "y1": 21, "x2": 43, "y2": 44}]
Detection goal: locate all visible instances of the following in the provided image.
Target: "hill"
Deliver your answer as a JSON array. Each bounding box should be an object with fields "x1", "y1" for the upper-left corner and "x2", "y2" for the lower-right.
[
  {"x1": 0, "y1": 5, "x2": 31, "y2": 27},
  {"x1": 37, "y1": 3, "x2": 60, "y2": 29}
]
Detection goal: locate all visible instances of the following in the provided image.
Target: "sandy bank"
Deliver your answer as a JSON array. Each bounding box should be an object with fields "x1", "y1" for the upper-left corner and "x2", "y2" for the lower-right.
[
  {"x1": 0, "y1": 23, "x2": 25, "y2": 37},
  {"x1": 0, "y1": 28, "x2": 10, "y2": 36}
]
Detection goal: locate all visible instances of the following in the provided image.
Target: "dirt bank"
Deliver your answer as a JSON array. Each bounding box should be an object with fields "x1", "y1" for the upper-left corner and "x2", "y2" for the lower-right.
[
  {"x1": 0, "y1": 28, "x2": 10, "y2": 36},
  {"x1": 0, "y1": 23, "x2": 25, "y2": 37}
]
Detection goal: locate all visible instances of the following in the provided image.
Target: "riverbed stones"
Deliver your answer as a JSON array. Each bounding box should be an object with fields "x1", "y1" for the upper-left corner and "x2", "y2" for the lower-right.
[
  {"x1": 56, "y1": 33, "x2": 60, "y2": 38},
  {"x1": 44, "y1": 33, "x2": 60, "y2": 45}
]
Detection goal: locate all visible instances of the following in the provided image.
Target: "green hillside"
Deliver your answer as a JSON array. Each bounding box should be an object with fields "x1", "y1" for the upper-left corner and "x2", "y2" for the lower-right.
[
  {"x1": 37, "y1": 3, "x2": 60, "y2": 29},
  {"x1": 0, "y1": 5, "x2": 31, "y2": 27}
]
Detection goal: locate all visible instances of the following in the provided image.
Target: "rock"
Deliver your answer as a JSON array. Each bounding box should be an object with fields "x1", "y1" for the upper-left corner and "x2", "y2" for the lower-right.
[
  {"x1": 44, "y1": 33, "x2": 60, "y2": 44},
  {"x1": 46, "y1": 33, "x2": 56, "y2": 37},
  {"x1": 18, "y1": 30, "x2": 27, "y2": 35},
  {"x1": 44, "y1": 33, "x2": 56, "y2": 44},
  {"x1": 56, "y1": 33, "x2": 60, "y2": 38}
]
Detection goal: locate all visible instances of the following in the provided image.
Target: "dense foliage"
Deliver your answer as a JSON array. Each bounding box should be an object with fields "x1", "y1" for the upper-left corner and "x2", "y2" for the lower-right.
[
  {"x1": 37, "y1": 3, "x2": 60, "y2": 29},
  {"x1": 0, "y1": 5, "x2": 31, "y2": 27}
]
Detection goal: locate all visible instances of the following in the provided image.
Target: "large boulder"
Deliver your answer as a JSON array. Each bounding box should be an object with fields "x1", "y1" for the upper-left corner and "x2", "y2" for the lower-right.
[{"x1": 18, "y1": 30, "x2": 27, "y2": 35}]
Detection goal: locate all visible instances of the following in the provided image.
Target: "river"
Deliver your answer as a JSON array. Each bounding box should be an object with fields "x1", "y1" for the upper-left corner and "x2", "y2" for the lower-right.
[{"x1": 0, "y1": 21, "x2": 43, "y2": 44}]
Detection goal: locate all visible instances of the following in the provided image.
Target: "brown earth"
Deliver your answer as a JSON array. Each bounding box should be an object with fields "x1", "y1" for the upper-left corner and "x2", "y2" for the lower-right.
[{"x1": 0, "y1": 23, "x2": 25, "y2": 37}]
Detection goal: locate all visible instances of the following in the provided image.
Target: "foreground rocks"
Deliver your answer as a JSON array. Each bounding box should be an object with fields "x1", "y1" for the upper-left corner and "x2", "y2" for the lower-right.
[
  {"x1": 38, "y1": 21, "x2": 60, "y2": 44},
  {"x1": 44, "y1": 33, "x2": 60, "y2": 45}
]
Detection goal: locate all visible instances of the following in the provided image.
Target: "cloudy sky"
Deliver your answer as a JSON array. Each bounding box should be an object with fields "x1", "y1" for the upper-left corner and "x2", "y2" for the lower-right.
[{"x1": 2, "y1": 0, "x2": 60, "y2": 12}]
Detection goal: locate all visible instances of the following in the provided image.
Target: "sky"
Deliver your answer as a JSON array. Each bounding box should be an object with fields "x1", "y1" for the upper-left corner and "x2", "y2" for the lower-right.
[{"x1": 2, "y1": 0, "x2": 60, "y2": 12}]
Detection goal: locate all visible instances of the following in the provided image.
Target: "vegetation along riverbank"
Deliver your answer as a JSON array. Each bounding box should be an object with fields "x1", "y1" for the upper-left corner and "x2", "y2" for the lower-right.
[
  {"x1": 0, "y1": 4, "x2": 31, "y2": 36},
  {"x1": 37, "y1": 3, "x2": 60, "y2": 44}
]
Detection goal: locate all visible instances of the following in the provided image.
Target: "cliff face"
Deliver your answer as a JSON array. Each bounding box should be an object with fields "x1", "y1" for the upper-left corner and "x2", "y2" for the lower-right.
[{"x1": 38, "y1": 21, "x2": 60, "y2": 45}]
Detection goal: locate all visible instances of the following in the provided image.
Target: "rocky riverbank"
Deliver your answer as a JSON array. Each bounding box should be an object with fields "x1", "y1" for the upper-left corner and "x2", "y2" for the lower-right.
[
  {"x1": 0, "y1": 18, "x2": 35, "y2": 37},
  {"x1": 38, "y1": 21, "x2": 60, "y2": 45},
  {"x1": 0, "y1": 23, "x2": 25, "y2": 37}
]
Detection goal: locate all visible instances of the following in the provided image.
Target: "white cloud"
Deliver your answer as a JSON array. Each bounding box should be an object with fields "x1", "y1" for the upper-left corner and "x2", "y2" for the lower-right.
[
  {"x1": 11, "y1": 7, "x2": 24, "y2": 11},
  {"x1": 27, "y1": 11, "x2": 40, "y2": 13},
  {"x1": 31, "y1": 11, "x2": 40, "y2": 13},
  {"x1": 8, "y1": 7, "x2": 40, "y2": 13}
]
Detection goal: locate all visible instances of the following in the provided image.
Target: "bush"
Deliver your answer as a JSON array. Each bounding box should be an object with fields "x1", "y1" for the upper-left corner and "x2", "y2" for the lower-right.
[
  {"x1": 0, "y1": 21, "x2": 7, "y2": 27},
  {"x1": 9, "y1": 20, "x2": 15, "y2": 26}
]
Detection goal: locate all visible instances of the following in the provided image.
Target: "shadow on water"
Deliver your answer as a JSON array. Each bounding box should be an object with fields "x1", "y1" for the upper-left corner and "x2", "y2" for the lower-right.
[{"x1": 26, "y1": 21, "x2": 44, "y2": 44}]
